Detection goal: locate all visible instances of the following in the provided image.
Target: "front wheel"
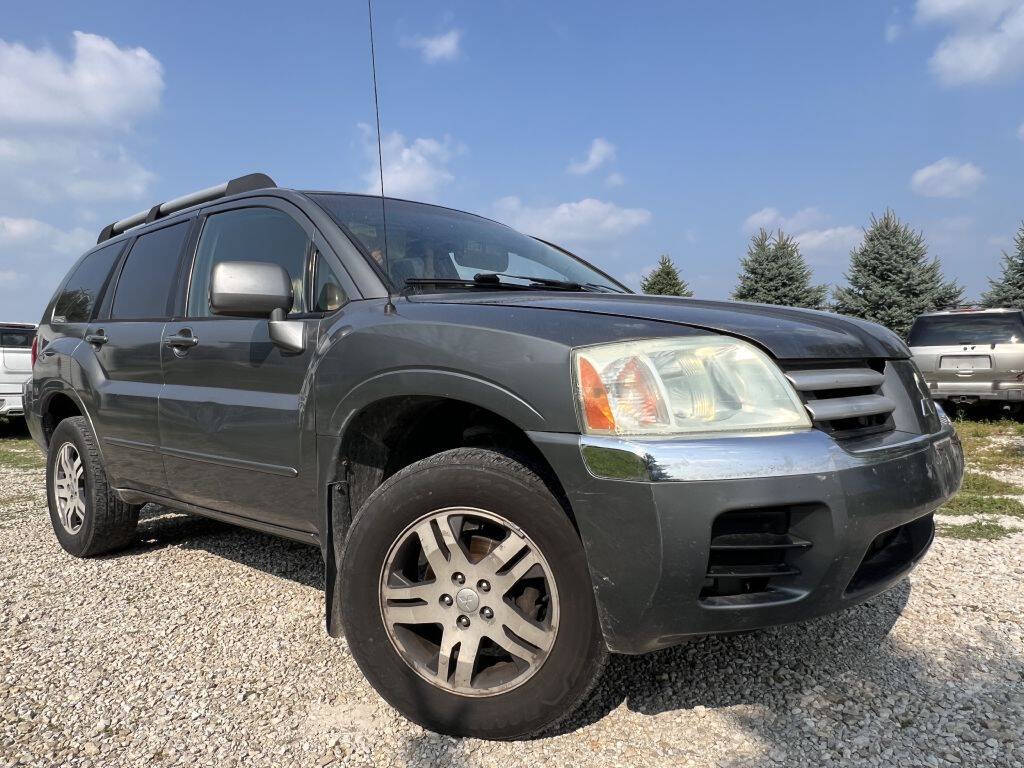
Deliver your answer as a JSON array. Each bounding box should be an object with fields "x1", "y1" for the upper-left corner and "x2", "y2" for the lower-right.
[{"x1": 339, "y1": 448, "x2": 606, "y2": 739}]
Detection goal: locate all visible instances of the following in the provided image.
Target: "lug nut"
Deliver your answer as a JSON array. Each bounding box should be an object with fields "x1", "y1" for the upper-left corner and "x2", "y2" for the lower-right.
[
  {"x1": 457, "y1": 615, "x2": 470, "y2": 628},
  {"x1": 480, "y1": 606, "x2": 494, "y2": 620},
  {"x1": 478, "y1": 579, "x2": 490, "y2": 592},
  {"x1": 452, "y1": 572, "x2": 465, "y2": 585},
  {"x1": 440, "y1": 594, "x2": 453, "y2": 607}
]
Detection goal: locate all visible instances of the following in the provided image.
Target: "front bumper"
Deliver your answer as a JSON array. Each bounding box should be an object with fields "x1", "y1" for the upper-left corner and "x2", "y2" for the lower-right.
[{"x1": 529, "y1": 424, "x2": 963, "y2": 654}]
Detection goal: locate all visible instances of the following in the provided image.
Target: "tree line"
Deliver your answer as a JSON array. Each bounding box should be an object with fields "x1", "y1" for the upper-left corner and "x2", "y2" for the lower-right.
[{"x1": 640, "y1": 213, "x2": 1024, "y2": 338}]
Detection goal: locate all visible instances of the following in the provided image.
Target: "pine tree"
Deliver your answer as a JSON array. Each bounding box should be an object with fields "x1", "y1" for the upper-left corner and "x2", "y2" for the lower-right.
[
  {"x1": 833, "y1": 210, "x2": 963, "y2": 338},
  {"x1": 641, "y1": 255, "x2": 693, "y2": 297},
  {"x1": 732, "y1": 228, "x2": 828, "y2": 309},
  {"x1": 981, "y1": 221, "x2": 1024, "y2": 309}
]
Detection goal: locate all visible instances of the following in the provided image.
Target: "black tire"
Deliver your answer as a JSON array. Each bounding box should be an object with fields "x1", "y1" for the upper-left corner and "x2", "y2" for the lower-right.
[
  {"x1": 339, "y1": 448, "x2": 606, "y2": 739},
  {"x1": 46, "y1": 416, "x2": 139, "y2": 557}
]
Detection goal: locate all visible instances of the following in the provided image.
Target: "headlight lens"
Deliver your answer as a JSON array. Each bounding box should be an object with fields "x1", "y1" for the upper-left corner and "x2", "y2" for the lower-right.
[{"x1": 573, "y1": 336, "x2": 811, "y2": 436}]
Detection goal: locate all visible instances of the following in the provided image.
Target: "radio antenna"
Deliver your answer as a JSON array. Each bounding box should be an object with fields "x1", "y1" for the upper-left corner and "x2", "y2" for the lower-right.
[{"x1": 367, "y1": 0, "x2": 395, "y2": 313}]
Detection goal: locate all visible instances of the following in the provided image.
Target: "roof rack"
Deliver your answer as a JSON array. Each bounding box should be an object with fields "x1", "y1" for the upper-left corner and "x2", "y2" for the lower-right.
[{"x1": 97, "y1": 172, "x2": 277, "y2": 244}]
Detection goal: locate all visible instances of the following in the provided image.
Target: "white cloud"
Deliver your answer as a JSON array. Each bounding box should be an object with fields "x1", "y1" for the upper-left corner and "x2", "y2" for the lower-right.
[
  {"x1": 0, "y1": 32, "x2": 163, "y2": 208},
  {"x1": 605, "y1": 172, "x2": 625, "y2": 188},
  {"x1": 910, "y1": 157, "x2": 985, "y2": 197},
  {"x1": 742, "y1": 207, "x2": 861, "y2": 264},
  {"x1": 360, "y1": 124, "x2": 462, "y2": 199},
  {"x1": 0, "y1": 32, "x2": 164, "y2": 321},
  {"x1": 0, "y1": 31, "x2": 163, "y2": 127},
  {"x1": 915, "y1": 0, "x2": 1018, "y2": 26},
  {"x1": 567, "y1": 138, "x2": 616, "y2": 175},
  {"x1": 1018, "y1": 121, "x2": 1024, "y2": 140},
  {"x1": 404, "y1": 29, "x2": 462, "y2": 63},
  {"x1": 795, "y1": 227, "x2": 863, "y2": 261},
  {"x1": 0, "y1": 216, "x2": 93, "y2": 255},
  {"x1": 886, "y1": 22, "x2": 903, "y2": 42},
  {"x1": 493, "y1": 196, "x2": 652, "y2": 243},
  {"x1": 0, "y1": 137, "x2": 153, "y2": 203},
  {"x1": 916, "y1": 0, "x2": 1024, "y2": 85},
  {"x1": 742, "y1": 206, "x2": 827, "y2": 234}
]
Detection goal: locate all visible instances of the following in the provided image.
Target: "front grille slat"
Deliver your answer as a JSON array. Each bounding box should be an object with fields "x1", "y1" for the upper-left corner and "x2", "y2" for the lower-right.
[
  {"x1": 785, "y1": 368, "x2": 885, "y2": 391},
  {"x1": 804, "y1": 394, "x2": 896, "y2": 421},
  {"x1": 783, "y1": 359, "x2": 896, "y2": 439}
]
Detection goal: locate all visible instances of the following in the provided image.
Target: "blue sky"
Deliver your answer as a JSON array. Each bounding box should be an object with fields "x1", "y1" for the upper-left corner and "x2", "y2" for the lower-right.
[{"x1": 2, "y1": 1, "x2": 1023, "y2": 321}]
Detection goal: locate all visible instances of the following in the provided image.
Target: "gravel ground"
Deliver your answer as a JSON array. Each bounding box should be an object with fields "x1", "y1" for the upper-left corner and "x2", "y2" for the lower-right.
[{"x1": 2, "y1": 423, "x2": 1023, "y2": 768}]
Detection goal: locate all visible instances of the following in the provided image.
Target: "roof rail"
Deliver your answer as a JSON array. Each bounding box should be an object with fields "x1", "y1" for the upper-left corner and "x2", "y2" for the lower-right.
[{"x1": 97, "y1": 172, "x2": 277, "y2": 244}]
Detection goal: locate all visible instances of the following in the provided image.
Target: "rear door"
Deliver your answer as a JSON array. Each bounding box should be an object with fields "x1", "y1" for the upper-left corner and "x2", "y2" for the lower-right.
[
  {"x1": 85, "y1": 219, "x2": 193, "y2": 495},
  {"x1": 157, "y1": 200, "x2": 331, "y2": 532}
]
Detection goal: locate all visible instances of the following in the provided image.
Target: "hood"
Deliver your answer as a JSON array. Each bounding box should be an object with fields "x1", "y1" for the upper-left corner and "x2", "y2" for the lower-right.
[{"x1": 412, "y1": 292, "x2": 910, "y2": 360}]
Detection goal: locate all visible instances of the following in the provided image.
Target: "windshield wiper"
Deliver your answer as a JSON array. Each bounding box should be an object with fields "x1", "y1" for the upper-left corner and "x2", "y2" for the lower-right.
[
  {"x1": 402, "y1": 277, "x2": 534, "y2": 293},
  {"x1": 403, "y1": 273, "x2": 608, "y2": 293},
  {"x1": 475, "y1": 273, "x2": 608, "y2": 292}
]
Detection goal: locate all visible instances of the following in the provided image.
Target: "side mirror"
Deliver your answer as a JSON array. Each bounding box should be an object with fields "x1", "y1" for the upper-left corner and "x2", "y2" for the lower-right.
[
  {"x1": 210, "y1": 261, "x2": 293, "y2": 317},
  {"x1": 210, "y1": 261, "x2": 305, "y2": 353}
]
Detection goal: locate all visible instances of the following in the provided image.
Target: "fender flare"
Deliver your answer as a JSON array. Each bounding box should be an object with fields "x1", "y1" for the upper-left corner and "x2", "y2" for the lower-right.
[{"x1": 325, "y1": 367, "x2": 548, "y2": 437}]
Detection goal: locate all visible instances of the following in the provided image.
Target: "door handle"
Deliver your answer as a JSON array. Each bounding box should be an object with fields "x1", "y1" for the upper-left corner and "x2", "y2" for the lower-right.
[
  {"x1": 85, "y1": 331, "x2": 108, "y2": 346},
  {"x1": 165, "y1": 331, "x2": 199, "y2": 349}
]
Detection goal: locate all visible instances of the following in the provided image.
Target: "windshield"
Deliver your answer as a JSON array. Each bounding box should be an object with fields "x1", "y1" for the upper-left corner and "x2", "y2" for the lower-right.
[
  {"x1": 908, "y1": 314, "x2": 1024, "y2": 346},
  {"x1": 309, "y1": 194, "x2": 625, "y2": 292}
]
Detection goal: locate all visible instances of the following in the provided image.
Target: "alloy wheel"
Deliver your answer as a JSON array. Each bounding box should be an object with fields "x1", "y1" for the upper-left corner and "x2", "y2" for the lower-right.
[
  {"x1": 53, "y1": 442, "x2": 86, "y2": 535},
  {"x1": 379, "y1": 507, "x2": 559, "y2": 696}
]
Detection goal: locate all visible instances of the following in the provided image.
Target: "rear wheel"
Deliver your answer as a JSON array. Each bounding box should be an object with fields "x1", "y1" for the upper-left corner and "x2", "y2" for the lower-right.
[
  {"x1": 46, "y1": 416, "x2": 139, "y2": 557},
  {"x1": 339, "y1": 448, "x2": 605, "y2": 739}
]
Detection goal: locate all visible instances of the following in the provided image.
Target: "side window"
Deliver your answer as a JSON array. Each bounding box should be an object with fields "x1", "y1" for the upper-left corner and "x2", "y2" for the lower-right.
[
  {"x1": 312, "y1": 250, "x2": 347, "y2": 312},
  {"x1": 52, "y1": 242, "x2": 123, "y2": 323},
  {"x1": 188, "y1": 208, "x2": 309, "y2": 318},
  {"x1": 111, "y1": 221, "x2": 190, "y2": 320}
]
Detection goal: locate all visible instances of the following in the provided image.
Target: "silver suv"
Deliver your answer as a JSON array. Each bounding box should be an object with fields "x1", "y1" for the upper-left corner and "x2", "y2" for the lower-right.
[
  {"x1": 0, "y1": 323, "x2": 35, "y2": 419},
  {"x1": 909, "y1": 308, "x2": 1024, "y2": 411}
]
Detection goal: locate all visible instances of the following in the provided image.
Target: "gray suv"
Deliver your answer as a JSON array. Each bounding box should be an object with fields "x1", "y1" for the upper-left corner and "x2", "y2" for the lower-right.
[
  {"x1": 909, "y1": 308, "x2": 1024, "y2": 412},
  {"x1": 25, "y1": 174, "x2": 963, "y2": 739}
]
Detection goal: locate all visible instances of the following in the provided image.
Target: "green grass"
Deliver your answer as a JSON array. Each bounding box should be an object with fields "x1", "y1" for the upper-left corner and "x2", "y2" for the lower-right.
[
  {"x1": 959, "y1": 471, "x2": 1023, "y2": 496},
  {"x1": 937, "y1": 519, "x2": 1014, "y2": 541},
  {"x1": 953, "y1": 419, "x2": 1024, "y2": 471},
  {"x1": 0, "y1": 434, "x2": 44, "y2": 471},
  {"x1": 940, "y1": 493, "x2": 1024, "y2": 518},
  {"x1": 933, "y1": 421, "x2": 1024, "y2": 541}
]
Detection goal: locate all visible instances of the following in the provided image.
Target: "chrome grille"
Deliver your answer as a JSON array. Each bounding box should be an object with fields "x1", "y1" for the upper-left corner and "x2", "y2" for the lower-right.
[{"x1": 784, "y1": 361, "x2": 896, "y2": 438}]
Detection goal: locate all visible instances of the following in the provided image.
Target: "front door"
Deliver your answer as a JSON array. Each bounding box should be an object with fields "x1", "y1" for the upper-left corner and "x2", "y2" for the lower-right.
[
  {"x1": 85, "y1": 220, "x2": 192, "y2": 495},
  {"x1": 158, "y1": 203, "x2": 320, "y2": 533}
]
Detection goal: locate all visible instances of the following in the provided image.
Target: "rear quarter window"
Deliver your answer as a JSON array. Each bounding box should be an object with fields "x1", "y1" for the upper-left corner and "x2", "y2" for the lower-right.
[{"x1": 52, "y1": 241, "x2": 124, "y2": 324}]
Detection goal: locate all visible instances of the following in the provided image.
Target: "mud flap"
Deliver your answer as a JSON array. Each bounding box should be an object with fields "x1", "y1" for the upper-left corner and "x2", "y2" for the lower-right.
[{"x1": 325, "y1": 480, "x2": 349, "y2": 638}]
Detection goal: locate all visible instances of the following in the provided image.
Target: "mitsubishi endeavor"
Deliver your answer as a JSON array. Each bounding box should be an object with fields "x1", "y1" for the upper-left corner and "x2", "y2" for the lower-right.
[{"x1": 24, "y1": 174, "x2": 964, "y2": 739}]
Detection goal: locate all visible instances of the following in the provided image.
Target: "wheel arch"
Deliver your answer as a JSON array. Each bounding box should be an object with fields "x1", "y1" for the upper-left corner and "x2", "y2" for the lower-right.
[{"x1": 320, "y1": 391, "x2": 575, "y2": 638}]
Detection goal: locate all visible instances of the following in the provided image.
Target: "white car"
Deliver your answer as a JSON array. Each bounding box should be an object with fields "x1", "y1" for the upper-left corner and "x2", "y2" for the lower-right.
[{"x1": 0, "y1": 323, "x2": 36, "y2": 418}]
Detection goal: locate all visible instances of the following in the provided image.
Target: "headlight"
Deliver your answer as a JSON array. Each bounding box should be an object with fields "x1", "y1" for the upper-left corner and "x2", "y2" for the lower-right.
[{"x1": 573, "y1": 336, "x2": 811, "y2": 436}]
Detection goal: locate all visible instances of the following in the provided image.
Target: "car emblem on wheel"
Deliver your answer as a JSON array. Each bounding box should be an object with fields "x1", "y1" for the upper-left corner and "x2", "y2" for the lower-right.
[{"x1": 455, "y1": 587, "x2": 480, "y2": 613}]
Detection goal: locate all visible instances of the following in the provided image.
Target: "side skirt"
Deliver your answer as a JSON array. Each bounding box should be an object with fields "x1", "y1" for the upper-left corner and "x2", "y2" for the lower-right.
[{"x1": 114, "y1": 488, "x2": 321, "y2": 547}]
